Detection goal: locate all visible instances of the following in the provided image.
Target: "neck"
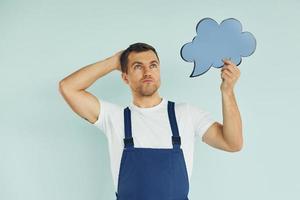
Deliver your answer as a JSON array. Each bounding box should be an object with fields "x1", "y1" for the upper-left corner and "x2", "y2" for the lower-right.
[{"x1": 132, "y1": 92, "x2": 162, "y2": 108}]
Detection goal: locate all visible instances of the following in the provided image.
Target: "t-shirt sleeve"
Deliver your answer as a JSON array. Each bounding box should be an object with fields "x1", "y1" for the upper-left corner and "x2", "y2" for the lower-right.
[
  {"x1": 91, "y1": 97, "x2": 122, "y2": 137},
  {"x1": 187, "y1": 103, "x2": 216, "y2": 139}
]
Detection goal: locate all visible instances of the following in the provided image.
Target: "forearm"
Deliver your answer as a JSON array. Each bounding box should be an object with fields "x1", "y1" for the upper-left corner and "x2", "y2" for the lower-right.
[
  {"x1": 59, "y1": 56, "x2": 117, "y2": 91},
  {"x1": 221, "y1": 90, "x2": 243, "y2": 150}
]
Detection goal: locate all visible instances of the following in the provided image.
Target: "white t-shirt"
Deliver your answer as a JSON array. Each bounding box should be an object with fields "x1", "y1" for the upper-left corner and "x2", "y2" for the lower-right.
[{"x1": 92, "y1": 97, "x2": 216, "y2": 191}]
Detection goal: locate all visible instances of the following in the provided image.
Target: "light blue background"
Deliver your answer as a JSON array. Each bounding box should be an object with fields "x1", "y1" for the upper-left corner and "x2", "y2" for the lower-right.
[{"x1": 1, "y1": 0, "x2": 299, "y2": 199}]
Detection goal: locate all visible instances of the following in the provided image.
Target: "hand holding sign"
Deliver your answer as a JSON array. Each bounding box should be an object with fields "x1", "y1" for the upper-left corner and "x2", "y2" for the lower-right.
[{"x1": 220, "y1": 59, "x2": 241, "y2": 93}]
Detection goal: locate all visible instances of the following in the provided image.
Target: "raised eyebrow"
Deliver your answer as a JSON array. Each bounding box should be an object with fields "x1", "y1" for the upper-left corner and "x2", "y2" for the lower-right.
[
  {"x1": 131, "y1": 61, "x2": 143, "y2": 67},
  {"x1": 150, "y1": 60, "x2": 158, "y2": 64},
  {"x1": 131, "y1": 60, "x2": 159, "y2": 67}
]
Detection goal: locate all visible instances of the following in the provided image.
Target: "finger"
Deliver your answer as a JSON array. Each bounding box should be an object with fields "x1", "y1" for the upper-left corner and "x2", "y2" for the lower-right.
[
  {"x1": 222, "y1": 59, "x2": 238, "y2": 70},
  {"x1": 221, "y1": 71, "x2": 231, "y2": 80},
  {"x1": 222, "y1": 59, "x2": 231, "y2": 65},
  {"x1": 221, "y1": 68, "x2": 234, "y2": 76},
  {"x1": 222, "y1": 70, "x2": 234, "y2": 79},
  {"x1": 222, "y1": 65, "x2": 239, "y2": 75},
  {"x1": 222, "y1": 58, "x2": 235, "y2": 66}
]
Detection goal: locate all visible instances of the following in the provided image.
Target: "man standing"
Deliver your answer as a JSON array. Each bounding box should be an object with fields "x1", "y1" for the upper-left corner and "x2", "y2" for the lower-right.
[{"x1": 59, "y1": 42, "x2": 243, "y2": 200}]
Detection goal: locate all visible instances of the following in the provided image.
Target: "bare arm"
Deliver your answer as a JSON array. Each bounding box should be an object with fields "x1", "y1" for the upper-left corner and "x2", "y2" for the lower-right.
[
  {"x1": 221, "y1": 91, "x2": 243, "y2": 150},
  {"x1": 202, "y1": 59, "x2": 243, "y2": 152},
  {"x1": 58, "y1": 50, "x2": 123, "y2": 124},
  {"x1": 202, "y1": 90, "x2": 243, "y2": 152}
]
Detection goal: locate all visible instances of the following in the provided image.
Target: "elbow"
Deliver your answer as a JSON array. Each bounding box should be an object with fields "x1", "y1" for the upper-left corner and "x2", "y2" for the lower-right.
[
  {"x1": 225, "y1": 130, "x2": 244, "y2": 152},
  {"x1": 226, "y1": 136, "x2": 243, "y2": 152},
  {"x1": 233, "y1": 144, "x2": 243, "y2": 152},
  {"x1": 229, "y1": 141, "x2": 243, "y2": 152}
]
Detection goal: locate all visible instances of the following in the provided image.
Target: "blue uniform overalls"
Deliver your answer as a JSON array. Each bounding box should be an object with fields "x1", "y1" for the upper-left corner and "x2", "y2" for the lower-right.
[{"x1": 115, "y1": 101, "x2": 189, "y2": 200}]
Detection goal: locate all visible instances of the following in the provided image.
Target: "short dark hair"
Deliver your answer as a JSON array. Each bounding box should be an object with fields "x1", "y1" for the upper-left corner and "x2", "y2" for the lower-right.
[{"x1": 120, "y1": 42, "x2": 159, "y2": 74}]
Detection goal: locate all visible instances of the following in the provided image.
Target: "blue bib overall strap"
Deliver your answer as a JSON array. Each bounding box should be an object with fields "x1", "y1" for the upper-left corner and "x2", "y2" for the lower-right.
[
  {"x1": 168, "y1": 100, "x2": 182, "y2": 149},
  {"x1": 123, "y1": 106, "x2": 134, "y2": 149},
  {"x1": 115, "y1": 101, "x2": 189, "y2": 200}
]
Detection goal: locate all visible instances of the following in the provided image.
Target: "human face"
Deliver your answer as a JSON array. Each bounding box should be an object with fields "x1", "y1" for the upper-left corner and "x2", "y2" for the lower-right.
[{"x1": 122, "y1": 50, "x2": 161, "y2": 97}]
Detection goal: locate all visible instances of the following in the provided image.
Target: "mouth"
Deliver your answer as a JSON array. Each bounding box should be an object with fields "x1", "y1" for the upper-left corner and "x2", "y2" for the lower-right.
[{"x1": 142, "y1": 79, "x2": 153, "y2": 83}]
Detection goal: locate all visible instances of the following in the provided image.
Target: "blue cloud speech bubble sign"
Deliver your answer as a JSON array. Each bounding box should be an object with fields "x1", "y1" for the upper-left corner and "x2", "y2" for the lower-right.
[{"x1": 180, "y1": 18, "x2": 256, "y2": 77}]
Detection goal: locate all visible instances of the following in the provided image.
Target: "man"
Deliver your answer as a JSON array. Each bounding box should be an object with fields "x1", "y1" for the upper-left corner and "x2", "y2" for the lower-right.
[{"x1": 59, "y1": 42, "x2": 243, "y2": 200}]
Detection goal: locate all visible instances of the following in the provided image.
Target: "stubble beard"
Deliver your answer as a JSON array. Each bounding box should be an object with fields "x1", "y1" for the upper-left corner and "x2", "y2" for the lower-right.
[{"x1": 136, "y1": 82, "x2": 159, "y2": 97}]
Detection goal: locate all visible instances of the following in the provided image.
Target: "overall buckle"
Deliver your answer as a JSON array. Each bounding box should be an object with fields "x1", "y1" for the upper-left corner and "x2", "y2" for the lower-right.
[{"x1": 172, "y1": 136, "x2": 181, "y2": 145}]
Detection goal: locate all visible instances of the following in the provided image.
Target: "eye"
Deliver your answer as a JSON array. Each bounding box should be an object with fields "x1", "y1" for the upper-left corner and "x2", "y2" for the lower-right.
[
  {"x1": 150, "y1": 64, "x2": 157, "y2": 68},
  {"x1": 134, "y1": 65, "x2": 142, "y2": 69}
]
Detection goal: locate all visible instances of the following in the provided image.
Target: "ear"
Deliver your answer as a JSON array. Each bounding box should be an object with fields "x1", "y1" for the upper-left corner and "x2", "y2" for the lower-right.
[{"x1": 121, "y1": 72, "x2": 129, "y2": 84}]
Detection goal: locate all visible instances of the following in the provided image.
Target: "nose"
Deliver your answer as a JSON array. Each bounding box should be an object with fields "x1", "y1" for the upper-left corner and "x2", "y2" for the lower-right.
[{"x1": 143, "y1": 66, "x2": 152, "y2": 76}]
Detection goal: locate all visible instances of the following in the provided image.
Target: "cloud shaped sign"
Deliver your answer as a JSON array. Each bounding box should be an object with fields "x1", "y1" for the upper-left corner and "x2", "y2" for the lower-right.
[{"x1": 180, "y1": 18, "x2": 256, "y2": 77}]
